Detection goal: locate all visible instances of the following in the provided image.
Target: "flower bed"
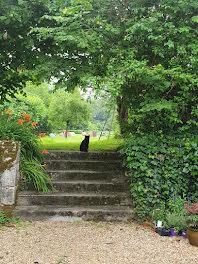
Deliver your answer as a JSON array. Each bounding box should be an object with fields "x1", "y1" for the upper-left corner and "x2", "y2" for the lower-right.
[{"x1": 0, "y1": 109, "x2": 51, "y2": 193}]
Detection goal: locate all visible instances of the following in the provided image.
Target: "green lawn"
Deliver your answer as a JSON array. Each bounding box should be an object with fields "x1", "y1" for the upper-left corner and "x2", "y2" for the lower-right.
[{"x1": 39, "y1": 135, "x2": 123, "y2": 151}]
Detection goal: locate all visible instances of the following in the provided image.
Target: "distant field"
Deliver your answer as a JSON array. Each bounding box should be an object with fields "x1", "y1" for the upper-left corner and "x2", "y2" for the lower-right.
[{"x1": 39, "y1": 135, "x2": 123, "y2": 151}]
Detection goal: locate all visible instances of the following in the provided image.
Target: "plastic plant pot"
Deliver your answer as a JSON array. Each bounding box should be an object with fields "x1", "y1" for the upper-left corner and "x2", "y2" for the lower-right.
[
  {"x1": 170, "y1": 228, "x2": 177, "y2": 236},
  {"x1": 156, "y1": 227, "x2": 171, "y2": 236},
  {"x1": 182, "y1": 231, "x2": 187, "y2": 238},
  {"x1": 157, "y1": 220, "x2": 162, "y2": 228}
]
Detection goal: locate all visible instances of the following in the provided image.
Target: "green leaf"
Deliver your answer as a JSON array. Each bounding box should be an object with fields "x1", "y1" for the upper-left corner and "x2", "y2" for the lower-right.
[{"x1": 192, "y1": 16, "x2": 198, "y2": 23}]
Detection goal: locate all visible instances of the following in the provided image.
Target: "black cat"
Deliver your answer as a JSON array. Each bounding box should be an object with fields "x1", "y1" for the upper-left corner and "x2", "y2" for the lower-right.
[{"x1": 80, "y1": 135, "x2": 90, "y2": 152}]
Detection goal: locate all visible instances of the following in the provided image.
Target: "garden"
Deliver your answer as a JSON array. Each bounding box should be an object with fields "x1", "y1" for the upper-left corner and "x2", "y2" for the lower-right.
[{"x1": 0, "y1": 0, "x2": 198, "y2": 254}]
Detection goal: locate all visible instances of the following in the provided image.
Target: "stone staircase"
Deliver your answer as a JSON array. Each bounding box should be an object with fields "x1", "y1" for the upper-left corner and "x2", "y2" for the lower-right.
[{"x1": 13, "y1": 151, "x2": 133, "y2": 221}]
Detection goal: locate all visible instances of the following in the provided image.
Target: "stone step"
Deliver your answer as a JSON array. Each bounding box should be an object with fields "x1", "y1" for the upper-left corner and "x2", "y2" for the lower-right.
[
  {"x1": 24, "y1": 180, "x2": 129, "y2": 193},
  {"x1": 47, "y1": 170, "x2": 126, "y2": 181},
  {"x1": 45, "y1": 151, "x2": 121, "y2": 161},
  {"x1": 46, "y1": 160, "x2": 122, "y2": 171},
  {"x1": 17, "y1": 192, "x2": 132, "y2": 207},
  {"x1": 52, "y1": 181, "x2": 129, "y2": 193},
  {"x1": 14, "y1": 150, "x2": 133, "y2": 222},
  {"x1": 13, "y1": 205, "x2": 134, "y2": 222}
]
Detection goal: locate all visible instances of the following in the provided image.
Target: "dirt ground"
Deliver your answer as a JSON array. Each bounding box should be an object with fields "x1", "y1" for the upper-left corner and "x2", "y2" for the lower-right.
[{"x1": 0, "y1": 221, "x2": 198, "y2": 264}]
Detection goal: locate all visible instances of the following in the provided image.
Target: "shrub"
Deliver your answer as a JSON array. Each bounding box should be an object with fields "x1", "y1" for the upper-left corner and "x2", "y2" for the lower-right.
[
  {"x1": 166, "y1": 212, "x2": 187, "y2": 232},
  {"x1": 152, "y1": 196, "x2": 188, "y2": 231},
  {"x1": 184, "y1": 201, "x2": 198, "y2": 229},
  {"x1": 120, "y1": 133, "x2": 198, "y2": 220},
  {"x1": 0, "y1": 110, "x2": 43, "y2": 161},
  {"x1": 0, "y1": 109, "x2": 51, "y2": 192}
]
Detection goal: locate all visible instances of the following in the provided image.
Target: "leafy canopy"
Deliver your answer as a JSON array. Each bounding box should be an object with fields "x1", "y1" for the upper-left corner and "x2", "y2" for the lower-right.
[
  {"x1": 34, "y1": 0, "x2": 198, "y2": 134},
  {"x1": 1, "y1": 0, "x2": 198, "y2": 134},
  {"x1": 0, "y1": 0, "x2": 62, "y2": 102}
]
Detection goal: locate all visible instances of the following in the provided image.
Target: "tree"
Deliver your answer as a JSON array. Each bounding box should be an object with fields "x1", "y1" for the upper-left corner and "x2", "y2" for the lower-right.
[
  {"x1": 22, "y1": 81, "x2": 54, "y2": 133},
  {"x1": 1, "y1": 0, "x2": 197, "y2": 135},
  {"x1": 90, "y1": 98, "x2": 117, "y2": 131},
  {"x1": 48, "y1": 88, "x2": 90, "y2": 132},
  {"x1": 34, "y1": 0, "x2": 198, "y2": 134},
  {"x1": 23, "y1": 82, "x2": 52, "y2": 108},
  {"x1": 0, "y1": 0, "x2": 62, "y2": 102}
]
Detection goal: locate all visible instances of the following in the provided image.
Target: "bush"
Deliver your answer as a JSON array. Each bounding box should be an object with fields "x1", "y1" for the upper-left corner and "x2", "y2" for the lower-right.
[
  {"x1": 166, "y1": 212, "x2": 187, "y2": 232},
  {"x1": 153, "y1": 195, "x2": 188, "y2": 231},
  {"x1": 120, "y1": 133, "x2": 198, "y2": 220},
  {"x1": 0, "y1": 110, "x2": 43, "y2": 161},
  {"x1": 0, "y1": 109, "x2": 51, "y2": 193}
]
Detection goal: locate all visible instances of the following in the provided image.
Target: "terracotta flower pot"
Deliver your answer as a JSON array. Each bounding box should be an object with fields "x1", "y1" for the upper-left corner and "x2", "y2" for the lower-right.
[{"x1": 187, "y1": 227, "x2": 198, "y2": 247}]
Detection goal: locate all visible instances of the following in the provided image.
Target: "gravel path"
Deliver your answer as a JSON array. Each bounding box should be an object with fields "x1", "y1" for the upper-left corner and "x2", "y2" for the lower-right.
[{"x1": 0, "y1": 221, "x2": 198, "y2": 264}]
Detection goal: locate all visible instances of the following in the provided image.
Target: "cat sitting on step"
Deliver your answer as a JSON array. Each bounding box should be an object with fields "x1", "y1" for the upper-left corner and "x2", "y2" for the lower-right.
[{"x1": 80, "y1": 135, "x2": 90, "y2": 152}]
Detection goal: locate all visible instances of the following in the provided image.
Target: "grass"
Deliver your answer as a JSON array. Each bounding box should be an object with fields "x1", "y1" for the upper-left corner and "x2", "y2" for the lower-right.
[
  {"x1": 57, "y1": 254, "x2": 68, "y2": 264},
  {"x1": 39, "y1": 135, "x2": 122, "y2": 151}
]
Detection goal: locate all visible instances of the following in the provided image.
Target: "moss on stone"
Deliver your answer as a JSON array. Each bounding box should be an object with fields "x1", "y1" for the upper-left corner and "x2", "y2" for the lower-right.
[
  {"x1": 0, "y1": 141, "x2": 19, "y2": 174},
  {"x1": 0, "y1": 205, "x2": 15, "y2": 218}
]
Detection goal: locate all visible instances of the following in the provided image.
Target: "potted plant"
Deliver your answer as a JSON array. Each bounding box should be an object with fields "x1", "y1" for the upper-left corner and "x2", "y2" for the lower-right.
[
  {"x1": 152, "y1": 207, "x2": 171, "y2": 236},
  {"x1": 184, "y1": 202, "x2": 198, "y2": 247},
  {"x1": 166, "y1": 212, "x2": 187, "y2": 236}
]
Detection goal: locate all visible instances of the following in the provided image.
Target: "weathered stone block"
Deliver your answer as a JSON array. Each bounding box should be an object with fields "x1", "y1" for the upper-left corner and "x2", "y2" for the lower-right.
[
  {"x1": 0, "y1": 140, "x2": 21, "y2": 206},
  {"x1": 1, "y1": 187, "x2": 17, "y2": 205},
  {"x1": 1, "y1": 167, "x2": 17, "y2": 187},
  {"x1": 0, "y1": 140, "x2": 20, "y2": 174}
]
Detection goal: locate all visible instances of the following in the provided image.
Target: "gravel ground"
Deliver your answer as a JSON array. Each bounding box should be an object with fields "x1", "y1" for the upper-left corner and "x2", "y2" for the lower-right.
[{"x1": 0, "y1": 221, "x2": 198, "y2": 264}]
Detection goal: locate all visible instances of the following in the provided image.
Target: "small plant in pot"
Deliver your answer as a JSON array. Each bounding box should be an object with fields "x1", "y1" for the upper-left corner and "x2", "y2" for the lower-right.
[
  {"x1": 152, "y1": 206, "x2": 170, "y2": 236},
  {"x1": 166, "y1": 212, "x2": 187, "y2": 237},
  {"x1": 184, "y1": 202, "x2": 198, "y2": 247}
]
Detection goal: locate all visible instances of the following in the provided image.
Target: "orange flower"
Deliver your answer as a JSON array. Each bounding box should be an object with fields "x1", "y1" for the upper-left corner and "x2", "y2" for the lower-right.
[
  {"x1": 24, "y1": 114, "x2": 30, "y2": 119},
  {"x1": 157, "y1": 154, "x2": 163, "y2": 158},
  {"x1": 41, "y1": 164, "x2": 47, "y2": 168},
  {"x1": 26, "y1": 117, "x2": 31, "y2": 122},
  {"x1": 24, "y1": 114, "x2": 31, "y2": 122},
  {"x1": 40, "y1": 133, "x2": 46, "y2": 137},
  {"x1": 31, "y1": 122, "x2": 38, "y2": 127},
  {"x1": 42, "y1": 149, "x2": 49, "y2": 154},
  {"x1": 6, "y1": 110, "x2": 12, "y2": 115},
  {"x1": 18, "y1": 119, "x2": 24, "y2": 125}
]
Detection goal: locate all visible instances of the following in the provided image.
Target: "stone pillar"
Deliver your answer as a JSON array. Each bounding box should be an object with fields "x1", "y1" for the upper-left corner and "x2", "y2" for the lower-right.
[{"x1": 0, "y1": 140, "x2": 21, "y2": 216}]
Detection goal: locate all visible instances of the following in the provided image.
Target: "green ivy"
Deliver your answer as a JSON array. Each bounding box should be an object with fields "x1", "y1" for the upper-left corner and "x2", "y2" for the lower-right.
[{"x1": 120, "y1": 133, "x2": 198, "y2": 220}]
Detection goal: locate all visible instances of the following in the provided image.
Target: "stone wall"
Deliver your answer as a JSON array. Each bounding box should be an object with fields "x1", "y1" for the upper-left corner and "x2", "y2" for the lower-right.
[{"x1": 0, "y1": 140, "x2": 20, "y2": 210}]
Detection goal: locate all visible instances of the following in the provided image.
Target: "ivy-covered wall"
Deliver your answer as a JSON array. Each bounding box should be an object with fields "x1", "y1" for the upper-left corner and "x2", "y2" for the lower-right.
[{"x1": 120, "y1": 133, "x2": 198, "y2": 220}]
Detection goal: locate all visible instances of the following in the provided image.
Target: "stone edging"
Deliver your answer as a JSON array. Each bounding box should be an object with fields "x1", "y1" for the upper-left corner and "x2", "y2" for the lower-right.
[{"x1": 0, "y1": 140, "x2": 21, "y2": 209}]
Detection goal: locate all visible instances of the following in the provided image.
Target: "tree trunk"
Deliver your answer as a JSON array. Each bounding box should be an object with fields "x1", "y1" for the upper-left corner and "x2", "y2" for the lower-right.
[
  {"x1": 116, "y1": 96, "x2": 128, "y2": 135},
  {"x1": 65, "y1": 120, "x2": 70, "y2": 138}
]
